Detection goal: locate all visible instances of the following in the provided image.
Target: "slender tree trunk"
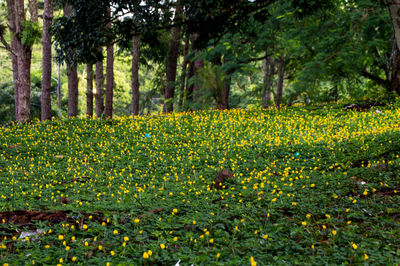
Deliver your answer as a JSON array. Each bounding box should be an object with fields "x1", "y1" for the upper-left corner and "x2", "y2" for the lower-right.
[
  {"x1": 217, "y1": 75, "x2": 230, "y2": 110},
  {"x1": 178, "y1": 33, "x2": 190, "y2": 109},
  {"x1": 132, "y1": 34, "x2": 140, "y2": 116},
  {"x1": 186, "y1": 61, "x2": 195, "y2": 107},
  {"x1": 6, "y1": 0, "x2": 19, "y2": 118},
  {"x1": 275, "y1": 56, "x2": 285, "y2": 107},
  {"x1": 64, "y1": 2, "x2": 78, "y2": 117},
  {"x1": 163, "y1": 5, "x2": 183, "y2": 113},
  {"x1": 388, "y1": 2, "x2": 400, "y2": 95},
  {"x1": 41, "y1": 0, "x2": 53, "y2": 121},
  {"x1": 86, "y1": 64, "x2": 94, "y2": 117},
  {"x1": 263, "y1": 51, "x2": 274, "y2": 108},
  {"x1": 105, "y1": 14, "x2": 114, "y2": 118},
  {"x1": 95, "y1": 52, "x2": 104, "y2": 117},
  {"x1": 192, "y1": 33, "x2": 203, "y2": 104}
]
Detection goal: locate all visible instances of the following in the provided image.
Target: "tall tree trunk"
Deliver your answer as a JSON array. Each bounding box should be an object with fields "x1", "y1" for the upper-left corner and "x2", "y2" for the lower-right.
[
  {"x1": 6, "y1": 0, "x2": 19, "y2": 118},
  {"x1": 67, "y1": 65, "x2": 79, "y2": 117},
  {"x1": 64, "y1": 2, "x2": 78, "y2": 117},
  {"x1": 388, "y1": 2, "x2": 400, "y2": 95},
  {"x1": 178, "y1": 33, "x2": 190, "y2": 109},
  {"x1": 275, "y1": 56, "x2": 285, "y2": 107},
  {"x1": 86, "y1": 64, "x2": 94, "y2": 117},
  {"x1": 105, "y1": 12, "x2": 114, "y2": 118},
  {"x1": 217, "y1": 75, "x2": 230, "y2": 110},
  {"x1": 186, "y1": 60, "x2": 195, "y2": 108},
  {"x1": 28, "y1": 0, "x2": 38, "y2": 22},
  {"x1": 14, "y1": 0, "x2": 32, "y2": 122},
  {"x1": 41, "y1": 0, "x2": 53, "y2": 121},
  {"x1": 95, "y1": 52, "x2": 104, "y2": 117},
  {"x1": 163, "y1": 5, "x2": 183, "y2": 113},
  {"x1": 132, "y1": 34, "x2": 140, "y2": 117},
  {"x1": 192, "y1": 33, "x2": 203, "y2": 104},
  {"x1": 263, "y1": 51, "x2": 274, "y2": 108}
]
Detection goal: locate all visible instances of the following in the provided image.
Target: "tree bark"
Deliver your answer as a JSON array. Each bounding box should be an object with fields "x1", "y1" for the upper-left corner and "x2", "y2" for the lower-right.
[
  {"x1": 389, "y1": 1, "x2": 400, "y2": 51},
  {"x1": 13, "y1": 0, "x2": 32, "y2": 122},
  {"x1": 64, "y1": 1, "x2": 79, "y2": 117},
  {"x1": 132, "y1": 34, "x2": 140, "y2": 117},
  {"x1": 95, "y1": 52, "x2": 104, "y2": 117},
  {"x1": 28, "y1": 0, "x2": 38, "y2": 22},
  {"x1": 262, "y1": 50, "x2": 274, "y2": 107},
  {"x1": 178, "y1": 33, "x2": 190, "y2": 109},
  {"x1": 105, "y1": 10, "x2": 114, "y2": 119},
  {"x1": 217, "y1": 75, "x2": 230, "y2": 110},
  {"x1": 186, "y1": 60, "x2": 195, "y2": 107},
  {"x1": 192, "y1": 33, "x2": 203, "y2": 104},
  {"x1": 163, "y1": 5, "x2": 183, "y2": 113},
  {"x1": 67, "y1": 65, "x2": 79, "y2": 117},
  {"x1": 275, "y1": 56, "x2": 285, "y2": 107},
  {"x1": 86, "y1": 64, "x2": 94, "y2": 117},
  {"x1": 41, "y1": 0, "x2": 53, "y2": 121},
  {"x1": 6, "y1": 0, "x2": 19, "y2": 118}
]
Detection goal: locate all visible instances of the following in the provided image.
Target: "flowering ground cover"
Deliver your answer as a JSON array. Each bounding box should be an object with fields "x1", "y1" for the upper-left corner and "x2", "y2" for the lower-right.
[{"x1": 0, "y1": 104, "x2": 400, "y2": 265}]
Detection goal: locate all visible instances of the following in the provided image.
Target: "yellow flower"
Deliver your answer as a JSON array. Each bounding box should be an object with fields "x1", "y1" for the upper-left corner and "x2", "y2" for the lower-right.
[
  {"x1": 148, "y1": 250, "x2": 152, "y2": 256},
  {"x1": 306, "y1": 214, "x2": 311, "y2": 219},
  {"x1": 263, "y1": 234, "x2": 268, "y2": 239},
  {"x1": 216, "y1": 253, "x2": 220, "y2": 258},
  {"x1": 134, "y1": 218, "x2": 140, "y2": 223},
  {"x1": 45, "y1": 245, "x2": 50, "y2": 249},
  {"x1": 113, "y1": 230, "x2": 118, "y2": 235},
  {"x1": 325, "y1": 214, "x2": 331, "y2": 219},
  {"x1": 364, "y1": 253, "x2": 369, "y2": 260},
  {"x1": 174, "y1": 237, "x2": 178, "y2": 242},
  {"x1": 124, "y1": 236, "x2": 129, "y2": 242},
  {"x1": 98, "y1": 245, "x2": 103, "y2": 250},
  {"x1": 291, "y1": 202, "x2": 297, "y2": 206},
  {"x1": 250, "y1": 256, "x2": 257, "y2": 266},
  {"x1": 143, "y1": 252, "x2": 149, "y2": 259},
  {"x1": 110, "y1": 250, "x2": 115, "y2": 256},
  {"x1": 301, "y1": 221, "x2": 307, "y2": 226},
  {"x1": 192, "y1": 220, "x2": 196, "y2": 225},
  {"x1": 65, "y1": 246, "x2": 70, "y2": 251},
  {"x1": 160, "y1": 243, "x2": 166, "y2": 249},
  {"x1": 173, "y1": 209, "x2": 178, "y2": 214},
  {"x1": 82, "y1": 224, "x2": 88, "y2": 230},
  {"x1": 72, "y1": 256, "x2": 77, "y2": 262},
  {"x1": 352, "y1": 243, "x2": 358, "y2": 250},
  {"x1": 209, "y1": 239, "x2": 214, "y2": 243},
  {"x1": 332, "y1": 230, "x2": 337, "y2": 235},
  {"x1": 58, "y1": 235, "x2": 64, "y2": 240}
]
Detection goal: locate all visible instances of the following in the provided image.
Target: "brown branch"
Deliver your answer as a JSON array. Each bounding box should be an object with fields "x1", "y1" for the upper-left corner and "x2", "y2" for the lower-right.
[
  {"x1": 360, "y1": 69, "x2": 389, "y2": 89},
  {"x1": 0, "y1": 34, "x2": 15, "y2": 55}
]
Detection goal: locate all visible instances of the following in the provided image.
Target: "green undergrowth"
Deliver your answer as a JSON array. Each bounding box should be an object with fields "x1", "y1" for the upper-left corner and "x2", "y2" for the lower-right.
[{"x1": 0, "y1": 104, "x2": 399, "y2": 265}]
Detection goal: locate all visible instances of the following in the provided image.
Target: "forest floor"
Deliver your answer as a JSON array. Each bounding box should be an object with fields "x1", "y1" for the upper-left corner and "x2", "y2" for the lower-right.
[{"x1": 0, "y1": 103, "x2": 399, "y2": 265}]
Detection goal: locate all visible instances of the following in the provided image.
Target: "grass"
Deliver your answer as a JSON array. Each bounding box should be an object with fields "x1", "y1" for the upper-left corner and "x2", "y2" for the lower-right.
[{"x1": 0, "y1": 104, "x2": 399, "y2": 265}]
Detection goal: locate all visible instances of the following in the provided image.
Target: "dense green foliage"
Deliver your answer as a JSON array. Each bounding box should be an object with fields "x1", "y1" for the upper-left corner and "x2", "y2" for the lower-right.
[{"x1": 0, "y1": 104, "x2": 399, "y2": 264}]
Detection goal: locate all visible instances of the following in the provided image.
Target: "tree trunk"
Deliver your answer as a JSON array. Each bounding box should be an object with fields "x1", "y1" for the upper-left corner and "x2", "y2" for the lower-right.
[
  {"x1": 178, "y1": 33, "x2": 190, "y2": 109},
  {"x1": 262, "y1": 51, "x2": 274, "y2": 108},
  {"x1": 14, "y1": 0, "x2": 32, "y2": 122},
  {"x1": 41, "y1": 0, "x2": 53, "y2": 121},
  {"x1": 105, "y1": 11, "x2": 114, "y2": 119},
  {"x1": 275, "y1": 56, "x2": 285, "y2": 107},
  {"x1": 67, "y1": 65, "x2": 79, "y2": 117},
  {"x1": 163, "y1": 5, "x2": 183, "y2": 113},
  {"x1": 64, "y1": 2, "x2": 78, "y2": 117},
  {"x1": 6, "y1": 0, "x2": 19, "y2": 118},
  {"x1": 28, "y1": 0, "x2": 38, "y2": 22},
  {"x1": 132, "y1": 34, "x2": 140, "y2": 117},
  {"x1": 217, "y1": 75, "x2": 230, "y2": 110},
  {"x1": 95, "y1": 53, "x2": 104, "y2": 117},
  {"x1": 186, "y1": 61, "x2": 195, "y2": 107},
  {"x1": 192, "y1": 33, "x2": 203, "y2": 104},
  {"x1": 388, "y1": 2, "x2": 400, "y2": 95},
  {"x1": 86, "y1": 64, "x2": 94, "y2": 117}
]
